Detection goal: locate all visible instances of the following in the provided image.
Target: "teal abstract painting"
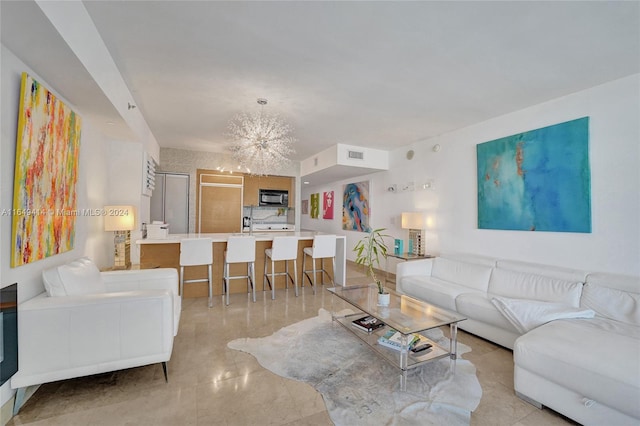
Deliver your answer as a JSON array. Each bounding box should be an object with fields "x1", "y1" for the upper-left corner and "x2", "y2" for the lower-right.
[{"x1": 477, "y1": 117, "x2": 591, "y2": 233}]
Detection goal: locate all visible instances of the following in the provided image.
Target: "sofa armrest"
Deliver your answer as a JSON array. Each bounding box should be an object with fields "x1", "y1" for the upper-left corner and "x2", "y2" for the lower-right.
[
  {"x1": 12, "y1": 290, "x2": 174, "y2": 389},
  {"x1": 396, "y1": 259, "x2": 434, "y2": 294},
  {"x1": 101, "y1": 268, "x2": 178, "y2": 297},
  {"x1": 396, "y1": 258, "x2": 434, "y2": 279},
  {"x1": 101, "y1": 268, "x2": 181, "y2": 335}
]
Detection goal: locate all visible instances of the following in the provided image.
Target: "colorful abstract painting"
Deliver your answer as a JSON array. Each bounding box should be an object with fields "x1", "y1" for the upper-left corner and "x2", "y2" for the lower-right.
[
  {"x1": 11, "y1": 73, "x2": 82, "y2": 267},
  {"x1": 323, "y1": 191, "x2": 334, "y2": 219},
  {"x1": 477, "y1": 117, "x2": 590, "y2": 233},
  {"x1": 310, "y1": 193, "x2": 320, "y2": 219},
  {"x1": 342, "y1": 181, "x2": 371, "y2": 232}
]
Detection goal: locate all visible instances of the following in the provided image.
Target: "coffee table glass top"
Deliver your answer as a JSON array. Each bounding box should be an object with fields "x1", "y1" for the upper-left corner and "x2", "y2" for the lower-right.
[{"x1": 328, "y1": 284, "x2": 466, "y2": 335}]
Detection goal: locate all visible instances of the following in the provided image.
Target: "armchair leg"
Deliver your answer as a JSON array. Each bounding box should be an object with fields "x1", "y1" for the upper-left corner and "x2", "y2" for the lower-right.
[
  {"x1": 13, "y1": 387, "x2": 26, "y2": 415},
  {"x1": 162, "y1": 362, "x2": 168, "y2": 383}
]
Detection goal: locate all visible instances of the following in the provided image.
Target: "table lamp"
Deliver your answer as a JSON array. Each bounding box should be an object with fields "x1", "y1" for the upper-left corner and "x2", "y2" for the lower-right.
[
  {"x1": 104, "y1": 205, "x2": 135, "y2": 269},
  {"x1": 401, "y1": 212, "x2": 425, "y2": 256}
]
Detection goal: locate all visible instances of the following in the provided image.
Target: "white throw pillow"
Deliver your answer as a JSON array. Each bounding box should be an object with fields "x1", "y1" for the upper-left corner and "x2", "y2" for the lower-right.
[
  {"x1": 491, "y1": 296, "x2": 595, "y2": 333},
  {"x1": 57, "y1": 257, "x2": 106, "y2": 296}
]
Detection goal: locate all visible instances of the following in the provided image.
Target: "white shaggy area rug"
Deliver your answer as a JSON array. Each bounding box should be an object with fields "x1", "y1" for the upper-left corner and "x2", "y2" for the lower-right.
[{"x1": 228, "y1": 309, "x2": 482, "y2": 426}]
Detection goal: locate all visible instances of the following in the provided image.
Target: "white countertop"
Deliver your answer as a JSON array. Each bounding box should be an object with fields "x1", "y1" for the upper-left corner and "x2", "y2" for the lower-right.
[{"x1": 136, "y1": 230, "x2": 344, "y2": 244}]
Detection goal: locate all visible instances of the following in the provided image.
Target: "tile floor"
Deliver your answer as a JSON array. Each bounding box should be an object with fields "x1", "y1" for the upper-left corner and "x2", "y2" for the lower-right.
[{"x1": 9, "y1": 264, "x2": 576, "y2": 426}]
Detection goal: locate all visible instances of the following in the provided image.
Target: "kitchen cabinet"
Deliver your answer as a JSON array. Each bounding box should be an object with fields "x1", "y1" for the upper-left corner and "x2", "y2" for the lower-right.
[{"x1": 243, "y1": 175, "x2": 294, "y2": 207}]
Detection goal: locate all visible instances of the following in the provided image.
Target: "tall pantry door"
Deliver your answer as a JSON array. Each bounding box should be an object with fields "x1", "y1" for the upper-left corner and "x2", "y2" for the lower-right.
[{"x1": 196, "y1": 171, "x2": 243, "y2": 233}]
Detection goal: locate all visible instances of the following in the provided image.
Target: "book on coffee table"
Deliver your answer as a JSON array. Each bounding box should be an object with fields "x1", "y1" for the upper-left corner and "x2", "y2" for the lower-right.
[
  {"x1": 351, "y1": 315, "x2": 385, "y2": 333},
  {"x1": 377, "y1": 329, "x2": 420, "y2": 351}
]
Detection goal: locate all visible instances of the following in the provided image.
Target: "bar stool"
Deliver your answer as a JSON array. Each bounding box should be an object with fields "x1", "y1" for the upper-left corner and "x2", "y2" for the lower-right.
[
  {"x1": 302, "y1": 234, "x2": 336, "y2": 294},
  {"x1": 223, "y1": 236, "x2": 256, "y2": 305},
  {"x1": 264, "y1": 236, "x2": 299, "y2": 300},
  {"x1": 179, "y1": 237, "x2": 213, "y2": 308}
]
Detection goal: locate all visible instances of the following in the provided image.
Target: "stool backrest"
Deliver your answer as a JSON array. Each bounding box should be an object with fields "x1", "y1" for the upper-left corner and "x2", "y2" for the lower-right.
[
  {"x1": 226, "y1": 236, "x2": 256, "y2": 263},
  {"x1": 270, "y1": 236, "x2": 299, "y2": 261},
  {"x1": 180, "y1": 238, "x2": 213, "y2": 266},
  {"x1": 311, "y1": 234, "x2": 336, "y2": 258}
]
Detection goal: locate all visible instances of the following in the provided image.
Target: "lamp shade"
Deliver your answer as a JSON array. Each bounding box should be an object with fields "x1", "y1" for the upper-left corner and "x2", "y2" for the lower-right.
[
  {"x1": 401, "y1": 212, "x2": 424, "y2": 229},
  {"x1": 104, "y1": 206, "x2": 135, "y2": 231}
]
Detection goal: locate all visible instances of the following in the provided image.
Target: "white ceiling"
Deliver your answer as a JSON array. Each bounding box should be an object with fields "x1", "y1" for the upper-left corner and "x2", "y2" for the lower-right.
[{"x1": 1, "y1": 1, "x2": 638, "y2": 162}]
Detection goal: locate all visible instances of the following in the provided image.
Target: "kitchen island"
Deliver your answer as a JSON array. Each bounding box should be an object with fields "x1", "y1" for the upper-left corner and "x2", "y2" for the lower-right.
[{"x1": 137, "y1": 231, "x2": 346, "y2": 299}]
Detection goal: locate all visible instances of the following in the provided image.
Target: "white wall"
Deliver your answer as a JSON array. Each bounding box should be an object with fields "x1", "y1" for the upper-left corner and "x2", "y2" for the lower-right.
[
  {"x1": 108, "y1": 140, "x2": 149, "y2": 264},
  {"x1": 0, "y1": 45, "x2": 115, "y2": 406},
  {"x1": 302, "y1": 75, "x2": 640, "y2": 276}
]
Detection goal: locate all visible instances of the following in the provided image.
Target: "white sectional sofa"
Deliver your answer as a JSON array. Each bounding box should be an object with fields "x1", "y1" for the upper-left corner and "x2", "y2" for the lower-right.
[
  {"x1": 396, "y1": 253, "x2": 640, "y2": 426},
  {"x1": 11, "y1": 258, "x2": 181, "y2": 414}
]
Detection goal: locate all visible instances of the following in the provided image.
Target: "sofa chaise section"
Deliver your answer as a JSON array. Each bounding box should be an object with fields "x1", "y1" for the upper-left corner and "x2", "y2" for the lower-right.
[{"x1": 514, "y1": 272, "x2": 640, "y2": 425}]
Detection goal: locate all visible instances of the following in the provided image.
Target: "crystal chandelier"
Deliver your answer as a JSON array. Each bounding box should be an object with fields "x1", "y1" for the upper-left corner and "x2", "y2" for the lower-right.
[{"x1": 227, "y1": 98, "x2": 296, "y2": 176}]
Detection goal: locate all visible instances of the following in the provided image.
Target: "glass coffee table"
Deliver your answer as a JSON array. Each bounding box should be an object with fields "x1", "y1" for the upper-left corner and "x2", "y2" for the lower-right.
[{"x1": 327, "y1": 284, "x2": 466, "y2": 391}]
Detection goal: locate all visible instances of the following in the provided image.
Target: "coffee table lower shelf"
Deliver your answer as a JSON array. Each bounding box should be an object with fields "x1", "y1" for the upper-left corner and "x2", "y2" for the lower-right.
[{"x1": 332, "y1": 312, "x2": 455, "y2": 390}]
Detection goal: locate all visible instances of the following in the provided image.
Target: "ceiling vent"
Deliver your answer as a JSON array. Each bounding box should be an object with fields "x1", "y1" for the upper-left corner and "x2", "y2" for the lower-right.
[{"x1": 348, "y1": 150, "x2": 364, "y2": 160}]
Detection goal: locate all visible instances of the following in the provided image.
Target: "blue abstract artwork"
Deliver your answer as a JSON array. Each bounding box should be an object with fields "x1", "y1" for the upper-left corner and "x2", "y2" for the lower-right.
[
  {"x1": 343, "y1": 181, "x2": 371, "y2": 232},
  {"x1": 477, "y1": 117, "x2": 591, "y2": 233}
]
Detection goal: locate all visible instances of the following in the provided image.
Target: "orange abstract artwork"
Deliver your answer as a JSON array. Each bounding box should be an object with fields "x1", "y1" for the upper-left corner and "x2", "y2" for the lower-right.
[{"x1": 11, "y1": 73, "x2": 82, "y2": 267}]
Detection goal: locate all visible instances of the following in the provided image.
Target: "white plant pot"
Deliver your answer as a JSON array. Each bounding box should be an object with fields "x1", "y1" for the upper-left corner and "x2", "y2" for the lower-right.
[{"x1": 378, "y1": 292, "x2": 390, "y2": 307}]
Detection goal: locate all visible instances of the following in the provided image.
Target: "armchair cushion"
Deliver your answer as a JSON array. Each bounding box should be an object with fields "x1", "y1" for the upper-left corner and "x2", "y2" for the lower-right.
[{"x1": 43, "y1": 257, "x2": 106, "y2": 297}]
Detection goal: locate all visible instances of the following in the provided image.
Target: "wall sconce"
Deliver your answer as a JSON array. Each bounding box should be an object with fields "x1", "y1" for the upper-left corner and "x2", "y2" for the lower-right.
[
  {"x1": 104, "y1": 205, "x2": 135, "y2": 269},
  {"x1": 401, "y1": 212, "x2": 425, "y2": 256}
]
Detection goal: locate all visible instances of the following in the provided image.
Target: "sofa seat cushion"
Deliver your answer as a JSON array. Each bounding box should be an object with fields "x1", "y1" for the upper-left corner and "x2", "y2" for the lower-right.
[
  {"x1": 400, "y1": 275, "x2": 480, "y2": 311},
  {"x1": 488, "y1": 268, "x2": 582, "y2": 306},
  {"x1": 515, "y1": 318, "x2": 640, "y2": 419},
  {"x1": 431, "y1": 257, "x2": 493, "y2": 292},
  {"x1": 456, "y1": 292, "x2": 519, "y2": 333}
]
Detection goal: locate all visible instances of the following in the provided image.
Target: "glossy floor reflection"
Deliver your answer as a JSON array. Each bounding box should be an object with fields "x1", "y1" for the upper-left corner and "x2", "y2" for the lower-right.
[{"x1": 9, "y1": 264, "x2": 576, "y2": 425}]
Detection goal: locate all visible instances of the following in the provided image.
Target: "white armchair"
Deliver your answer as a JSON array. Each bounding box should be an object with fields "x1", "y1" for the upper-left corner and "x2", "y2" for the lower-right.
[{"x1": 11, "y1": 258, "x2": 180, "y2": 414}]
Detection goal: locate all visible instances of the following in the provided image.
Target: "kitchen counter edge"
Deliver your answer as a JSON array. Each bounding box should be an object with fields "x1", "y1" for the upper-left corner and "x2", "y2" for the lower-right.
[{"x1": 136, "y1": 231, "x2": 343, "y2": 244}]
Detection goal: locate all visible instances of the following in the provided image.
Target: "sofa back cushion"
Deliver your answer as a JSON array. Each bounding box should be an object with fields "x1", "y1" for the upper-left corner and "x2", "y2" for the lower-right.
[
  {"x1": 496, "y1": 259, "x2": 587, "y2": 283},
  {"x1": 43, "y1": 257, "x2": 106, "y2": 297},
  {"x1": 488, "y1": 268, "x2": 583, "y2": 306},
  {"x1": 582, "y1": 273, "x2": 640, "y2": 326},
  {"x1": 431, "y1": 257, "x2": 493, "y2": 292},
  {"x1": 440, "y1": 253, "x2": 497, "y2": 267}
]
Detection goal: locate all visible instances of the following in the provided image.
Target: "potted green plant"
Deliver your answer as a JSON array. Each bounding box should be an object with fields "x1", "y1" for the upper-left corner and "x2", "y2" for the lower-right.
[{"x1": 353, "y1": 228, "x2": 391, "y2": 306}]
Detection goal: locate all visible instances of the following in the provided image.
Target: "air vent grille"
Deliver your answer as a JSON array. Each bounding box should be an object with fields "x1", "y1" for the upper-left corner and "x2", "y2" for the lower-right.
[
  {"x1": 348, "y1": 150, "x2": 364, "y2": 160},
  {"x1": 142, "y1": 151, "x2": 156, "y2": 197}
]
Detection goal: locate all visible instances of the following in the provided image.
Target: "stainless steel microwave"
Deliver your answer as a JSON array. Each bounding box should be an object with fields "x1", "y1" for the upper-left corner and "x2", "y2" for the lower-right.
[{"x1": 259, "y1": 189, "x2": 289, "y2": 207}]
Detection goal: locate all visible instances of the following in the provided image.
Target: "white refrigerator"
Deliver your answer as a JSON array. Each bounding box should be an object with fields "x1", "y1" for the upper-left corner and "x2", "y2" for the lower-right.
[{"x1": 150, "y1": 173, "x2": 189, "y2": 234}]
